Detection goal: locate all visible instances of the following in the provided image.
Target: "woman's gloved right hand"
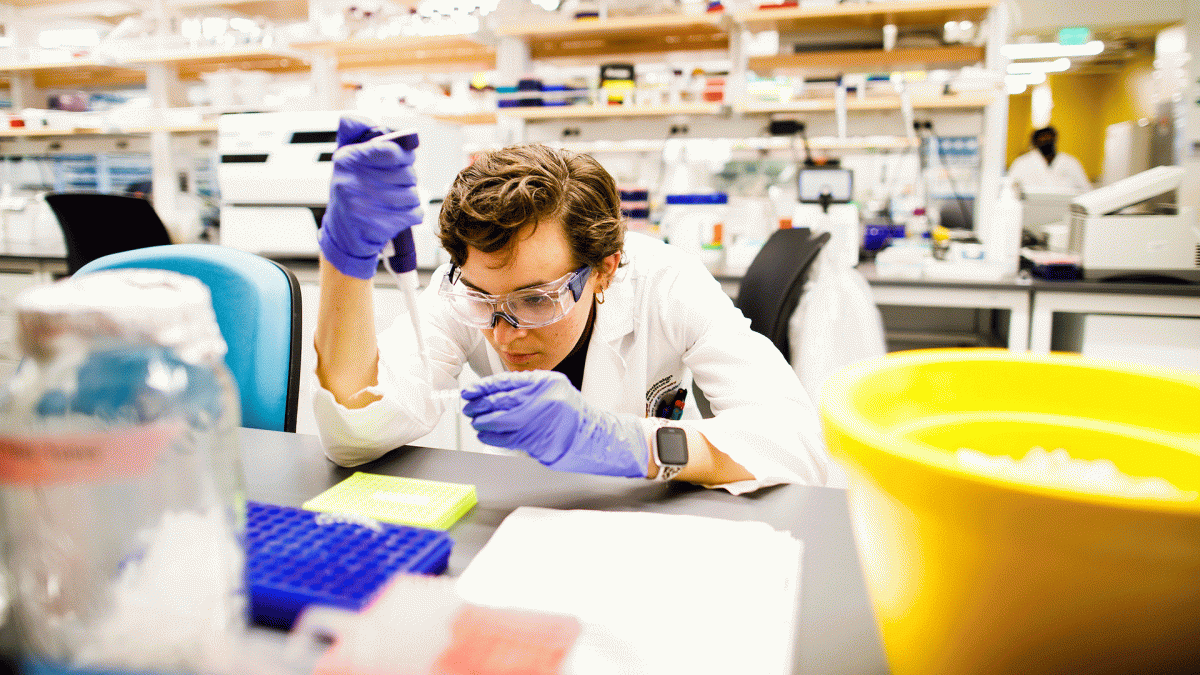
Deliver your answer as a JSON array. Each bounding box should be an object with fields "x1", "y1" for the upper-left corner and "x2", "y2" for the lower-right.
[{"x1": 317, "y1": 116, "x2": 424, "y2": 279}]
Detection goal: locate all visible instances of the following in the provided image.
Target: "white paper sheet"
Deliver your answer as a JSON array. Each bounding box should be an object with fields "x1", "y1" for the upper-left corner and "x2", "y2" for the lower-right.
[{"x1": 455, "y1": 507, "x2": 804, "y2": 674}]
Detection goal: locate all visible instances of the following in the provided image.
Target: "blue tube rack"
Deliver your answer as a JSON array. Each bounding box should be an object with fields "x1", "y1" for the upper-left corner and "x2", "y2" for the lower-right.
[{"x1": 246, "y1": 501, "x2": 453, "y2": 629}]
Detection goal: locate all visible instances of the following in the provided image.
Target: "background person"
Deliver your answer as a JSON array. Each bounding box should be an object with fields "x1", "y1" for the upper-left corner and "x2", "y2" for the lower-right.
[{"x1": 1008, "y1": 126, "x2": 1092, "y2": 194}]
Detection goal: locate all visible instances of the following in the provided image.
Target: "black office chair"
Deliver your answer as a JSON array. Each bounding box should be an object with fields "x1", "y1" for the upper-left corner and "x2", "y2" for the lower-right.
[
  {"x1": 688, "y1": 228, "x2": 829, "y2": 419},
  {"x1": 734, "y1": 227, "x2": 830, "y2": 364},
  {"x1": 44, "y1": 192, "x2": 174, "y2": 275}
]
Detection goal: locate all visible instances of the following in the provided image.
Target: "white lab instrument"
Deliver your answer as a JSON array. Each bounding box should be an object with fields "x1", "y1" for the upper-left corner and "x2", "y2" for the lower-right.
[
  {"x1": 217, "y1": 110, "x2": 340, "y2": 256},
  {"x1": 792, "y1": 167, "x2": 859, "y2": 268},
  {"x1": 1068, "y1": 165, "x2": 1199, "y2": 281},
  {"x1": 217, "y1": 111, "x2": 464, "y2": 259}
]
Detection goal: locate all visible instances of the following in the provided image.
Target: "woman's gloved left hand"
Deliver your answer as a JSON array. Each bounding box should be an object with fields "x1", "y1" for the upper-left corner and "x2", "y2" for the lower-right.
[{"x1": 461, "y1": 371, "x2": 649, "y2": 478}]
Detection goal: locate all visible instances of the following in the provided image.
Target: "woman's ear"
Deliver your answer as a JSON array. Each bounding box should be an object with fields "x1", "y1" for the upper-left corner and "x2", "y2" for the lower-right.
[{"x1": 596, "y1": 252, "x2": 621, "y2": 291}]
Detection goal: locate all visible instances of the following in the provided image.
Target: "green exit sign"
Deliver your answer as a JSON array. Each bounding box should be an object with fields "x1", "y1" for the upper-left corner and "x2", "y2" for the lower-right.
[{"x1": 1058, "y1": 27, "x2": 1090, "y2": 45}]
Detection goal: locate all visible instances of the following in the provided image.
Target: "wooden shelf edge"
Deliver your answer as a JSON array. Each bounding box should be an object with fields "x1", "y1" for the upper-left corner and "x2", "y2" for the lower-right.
[
  {"x1": 465, "y1": 135, "x2": 917, "y2": 154},
  {"x1": 128, "y1": 47, "x2": 310, "y2": 65},
  {"x1": 494, "y1": 12, "x2": 726, "y2": 38},
  {"x1": 294, "y1": 34, "x2": 492, "y2": 51},
  {"x1": 736, "y1": 91, "x2": 995, "y2": 113},
  {"x1": 0, "y1": 124, "x2": 219, "y2": 138},
  {"x1": 749, "y1": 45, "x2": 986, "y2": 73},
  {"x1": 735, "y1": 0, "x2": 996, "y2": 31},
  {"x1": 499, "y1": 103, "x2": 723, "y2": 119},
  {"x1": 432, "y1": 112, "x2": 497, "y2": 125}
]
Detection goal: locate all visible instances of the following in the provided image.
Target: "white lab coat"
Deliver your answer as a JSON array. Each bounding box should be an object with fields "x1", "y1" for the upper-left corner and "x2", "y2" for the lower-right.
[
  {"x1": 312, "y1": 232, "x2": 844, "y2": 494},
  {"x1": 1008, "y1": 149, "x2": 1092, "y2": 194}
]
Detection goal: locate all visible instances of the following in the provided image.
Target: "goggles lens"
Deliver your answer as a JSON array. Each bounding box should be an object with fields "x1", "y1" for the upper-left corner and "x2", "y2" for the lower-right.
[{"x1": 439, "y1": 265, "x2": 592, "y2": 329}]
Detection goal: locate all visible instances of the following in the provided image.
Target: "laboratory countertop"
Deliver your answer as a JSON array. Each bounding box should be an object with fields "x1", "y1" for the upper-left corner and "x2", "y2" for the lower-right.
[{"x1": 240, "y1": 427, "x2": 890, "y2": 675}]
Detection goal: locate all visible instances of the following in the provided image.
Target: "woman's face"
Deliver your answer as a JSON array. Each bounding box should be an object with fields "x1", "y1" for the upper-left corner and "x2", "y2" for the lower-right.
[{"x1": 458, "y1": 219, "x2": 616, "y2": 372}]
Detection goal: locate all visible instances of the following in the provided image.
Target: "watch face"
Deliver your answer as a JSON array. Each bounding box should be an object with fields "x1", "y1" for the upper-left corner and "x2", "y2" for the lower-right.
[{"x1": 656, "y1": 427, "x2": 688, "y2": 466}]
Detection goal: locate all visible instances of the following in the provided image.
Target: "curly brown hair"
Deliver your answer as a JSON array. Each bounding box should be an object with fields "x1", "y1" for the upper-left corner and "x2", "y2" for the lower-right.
[{"x1": 437, "y1": 144, "x2": 625, "y2": 272}]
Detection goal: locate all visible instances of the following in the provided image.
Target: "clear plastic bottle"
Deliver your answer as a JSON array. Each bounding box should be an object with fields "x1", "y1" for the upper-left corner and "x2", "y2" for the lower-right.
[{"x1": 0, "y1": 269, "x2": 246, "y2": 674}]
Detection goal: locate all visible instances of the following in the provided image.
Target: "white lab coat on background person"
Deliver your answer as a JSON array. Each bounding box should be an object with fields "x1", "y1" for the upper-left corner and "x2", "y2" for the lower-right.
[
  {"x1": 1008, "y1": 148, "x2": 1092, "y2": 194},
  {"x1": 312, "y1": 231, "x2": 844, "y2": 494}
]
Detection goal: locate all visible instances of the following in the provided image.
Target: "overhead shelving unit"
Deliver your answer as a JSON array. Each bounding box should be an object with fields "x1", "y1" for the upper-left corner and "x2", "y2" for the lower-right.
[
  {"x1": 499, "y1": 102, "x2": 722, "y2": 120},
  {"x1": 128, "y1": 46, "x2": 311, "y2": 79},
  {"x1": 0, "y1": 59, "x2": 147, "y2": 89},
  {"x1": 736, "y1": 91, "x2": 994, "y2": 114},
  {"x1": 294, "y1": 34, "x2": 496, "y2": 72},
  {"x1": 734, "y1": 0, "x2": 994, "y2": 32},
  {"x1": 493, "y1": 13, "x2": 728, "y2": 59},
  {"x1": 749, "y1": 45, "x2": 986, "y2": 74}
]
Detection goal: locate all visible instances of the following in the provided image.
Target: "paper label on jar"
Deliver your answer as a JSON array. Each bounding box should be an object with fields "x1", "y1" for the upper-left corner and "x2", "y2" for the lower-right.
[{"x1": 0, "y1": 422, "x2": 183, "y2": 484}]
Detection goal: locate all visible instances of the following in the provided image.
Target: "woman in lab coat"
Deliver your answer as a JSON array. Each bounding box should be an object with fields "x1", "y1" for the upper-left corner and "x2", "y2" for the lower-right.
[{"x1": 313, "y1": 122, "x2": 840, "y2": 494}]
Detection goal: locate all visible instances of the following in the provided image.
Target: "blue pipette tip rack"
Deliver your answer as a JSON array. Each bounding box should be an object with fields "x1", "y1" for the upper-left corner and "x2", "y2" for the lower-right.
[{"x1": 246, "y1": 501, "x2": 452, "y2": 630}]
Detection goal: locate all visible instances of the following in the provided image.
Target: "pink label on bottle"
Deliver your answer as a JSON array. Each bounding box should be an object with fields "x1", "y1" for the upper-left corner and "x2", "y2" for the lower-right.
[{"x1": 0, "y1": 422, "x2": 183, "y2": 485}]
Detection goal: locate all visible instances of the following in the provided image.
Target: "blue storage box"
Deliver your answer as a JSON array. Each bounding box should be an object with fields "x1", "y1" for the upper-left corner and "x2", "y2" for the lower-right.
[{"x1": 246, "y1": 501, "x2": 452, "y2": 629}]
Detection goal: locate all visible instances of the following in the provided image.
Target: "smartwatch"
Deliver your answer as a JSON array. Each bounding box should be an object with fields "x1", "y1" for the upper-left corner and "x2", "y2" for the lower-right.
[{"x1": 652, "y1": 426, "x2": 688, "y2": 481}]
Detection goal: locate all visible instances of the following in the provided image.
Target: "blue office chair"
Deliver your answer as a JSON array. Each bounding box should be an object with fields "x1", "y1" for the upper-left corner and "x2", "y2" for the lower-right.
[{"x1": 75, "y1": 244, "x2": 302, "y2": 432}]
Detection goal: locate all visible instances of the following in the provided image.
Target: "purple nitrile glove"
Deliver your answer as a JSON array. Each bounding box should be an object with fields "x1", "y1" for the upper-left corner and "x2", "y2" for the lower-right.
[
  {"x1": 462, "y1": 371, "x2": 650, "y2": 478},
  {"x1": 318, "y1": 116, "x2": 424, "y2": 279}
]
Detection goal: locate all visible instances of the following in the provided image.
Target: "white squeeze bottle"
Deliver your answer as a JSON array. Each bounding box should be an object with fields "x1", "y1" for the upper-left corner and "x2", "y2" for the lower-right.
[{"x1": 987, "y1": 177, "x2": 1023, "y2": 277}]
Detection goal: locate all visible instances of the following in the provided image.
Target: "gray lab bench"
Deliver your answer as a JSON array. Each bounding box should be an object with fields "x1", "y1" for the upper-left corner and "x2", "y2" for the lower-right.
[{"x1": 240, "y1": 427, "x2": 891, "y2": 675}]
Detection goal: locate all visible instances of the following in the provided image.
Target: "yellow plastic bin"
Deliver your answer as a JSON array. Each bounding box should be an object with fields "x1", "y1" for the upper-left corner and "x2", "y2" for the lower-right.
[{"x1": 819, "y1": 349, "x2": 1200, "y2": 675}]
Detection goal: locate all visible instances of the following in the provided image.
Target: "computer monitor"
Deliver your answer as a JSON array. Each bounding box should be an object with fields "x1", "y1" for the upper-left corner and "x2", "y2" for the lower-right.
[{"x1": 798, "y1": 168, "x2": 853, "y2": 203}]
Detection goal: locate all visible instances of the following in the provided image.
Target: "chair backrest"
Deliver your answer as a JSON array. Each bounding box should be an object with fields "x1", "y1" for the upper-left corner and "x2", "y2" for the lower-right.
[
  {"x1": 734, "y1": 227, "x2": 830, "y2": 364},
  {"x1": 75, "y1": 244, "x2": 302, "y2": 432},
  {"x1": 44, "y1": 192, "x2": 174, "y2": 275}
]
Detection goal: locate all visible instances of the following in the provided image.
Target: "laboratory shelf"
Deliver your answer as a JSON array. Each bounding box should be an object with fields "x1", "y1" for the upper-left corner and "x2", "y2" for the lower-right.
[
  {"x1": 126, "y1": 46, "x2": 311, "y2": 79},
  {"x1": 294, "y1": 34, "x2": 496, "y2": 72},
  {"x1": 466, "y1": 134, "x2": 916, "y2": 155},
  {"x1": 749, "y1": 45, "x2": 987, "y2": 74},
  {"x1": 734, "y1": 0, "x2": 996, "y2": 33},
  {"x1": 735, "y1": 91, "x2": 994, "y2": 114},
  {"x1": 0, "y1": 122, "x2": 219, "y2": 138},
  {"x1": 432, "y1": 112, "x2": 499, "y2": 125},
  {"x1": 499, "y1": 102, "x2": 722, "y2": 119},
  {"x1": 494, "y1": 13, "x2": 729, "y2": 59},
  {"x1": 0, "y1": 59, "x2": 146, "y2": 89}
]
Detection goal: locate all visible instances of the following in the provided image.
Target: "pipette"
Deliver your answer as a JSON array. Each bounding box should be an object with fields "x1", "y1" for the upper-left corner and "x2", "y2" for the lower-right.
[{"x1": 369, "y1": 129, "x2": 429, "y2": 375}]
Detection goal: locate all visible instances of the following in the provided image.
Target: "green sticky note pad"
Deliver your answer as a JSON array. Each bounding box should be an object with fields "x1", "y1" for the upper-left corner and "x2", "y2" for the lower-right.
[{"x1": 302, "y1": 472, "x2": 477, "y2": 531}]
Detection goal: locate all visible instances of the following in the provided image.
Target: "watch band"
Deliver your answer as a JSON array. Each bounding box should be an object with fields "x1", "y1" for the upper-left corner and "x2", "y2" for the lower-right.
[{"x1": 654, "y1": 463, "x2": 684, "y2": 482}]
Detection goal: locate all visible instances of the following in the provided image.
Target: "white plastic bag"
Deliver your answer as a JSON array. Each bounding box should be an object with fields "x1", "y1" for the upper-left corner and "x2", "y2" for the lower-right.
[{"x1": 789, "y1": 247, "x2": 887, "y2": 402}]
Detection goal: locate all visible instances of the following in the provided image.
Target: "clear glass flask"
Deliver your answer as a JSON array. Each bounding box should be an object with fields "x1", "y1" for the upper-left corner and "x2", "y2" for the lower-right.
[{"x1": 0, "y1": 269, "x2": 246, "y2": 674}]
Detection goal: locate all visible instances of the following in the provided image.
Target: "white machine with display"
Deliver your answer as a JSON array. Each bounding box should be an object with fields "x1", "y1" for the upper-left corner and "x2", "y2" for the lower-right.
[
  {"x1": 792, "y1": 167, "x2": 860, "y2": 267},
  {"x1": 218, "y1": 111, "x2": 464, "y2": 259},
  {"x1": 1068, "y1": 165, "x2": 1199, "y2": 281}
]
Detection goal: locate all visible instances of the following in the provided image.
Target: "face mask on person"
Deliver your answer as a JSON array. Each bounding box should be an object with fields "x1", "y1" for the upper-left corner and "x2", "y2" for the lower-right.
[{"x1": 1036, "y1": 139, "x2": 1056, "y2": 161}]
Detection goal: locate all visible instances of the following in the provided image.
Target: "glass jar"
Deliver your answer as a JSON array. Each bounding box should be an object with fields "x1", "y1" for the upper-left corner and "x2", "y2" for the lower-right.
[{"x1": 0, "y1": 269, "x2": 246, "y2": 674}]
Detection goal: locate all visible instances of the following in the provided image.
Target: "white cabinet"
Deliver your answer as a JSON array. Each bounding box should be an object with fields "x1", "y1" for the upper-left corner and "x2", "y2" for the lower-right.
[{"x1": 1074, "y1": 314, "x2": 1200, "y2": 374}]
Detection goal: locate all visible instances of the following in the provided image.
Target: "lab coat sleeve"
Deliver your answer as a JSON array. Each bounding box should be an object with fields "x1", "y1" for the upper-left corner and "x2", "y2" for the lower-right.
[
  {"x1": 311, "y1": 267, "x2": 474, "y2": 466},
  {"x1": 656, "y1": 257, "x2": 845, "y2": 494}
]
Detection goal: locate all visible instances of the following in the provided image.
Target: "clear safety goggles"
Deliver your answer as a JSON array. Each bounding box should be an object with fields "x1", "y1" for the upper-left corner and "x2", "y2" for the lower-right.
[{"x1": 439, "y1": 264, "x2": 592, "y2": 329}]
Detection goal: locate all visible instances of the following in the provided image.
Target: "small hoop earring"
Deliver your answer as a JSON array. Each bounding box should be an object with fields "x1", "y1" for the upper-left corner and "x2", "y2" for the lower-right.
[{"x1": 596, "y1": 290, "x2": 606, "y2": 305}]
